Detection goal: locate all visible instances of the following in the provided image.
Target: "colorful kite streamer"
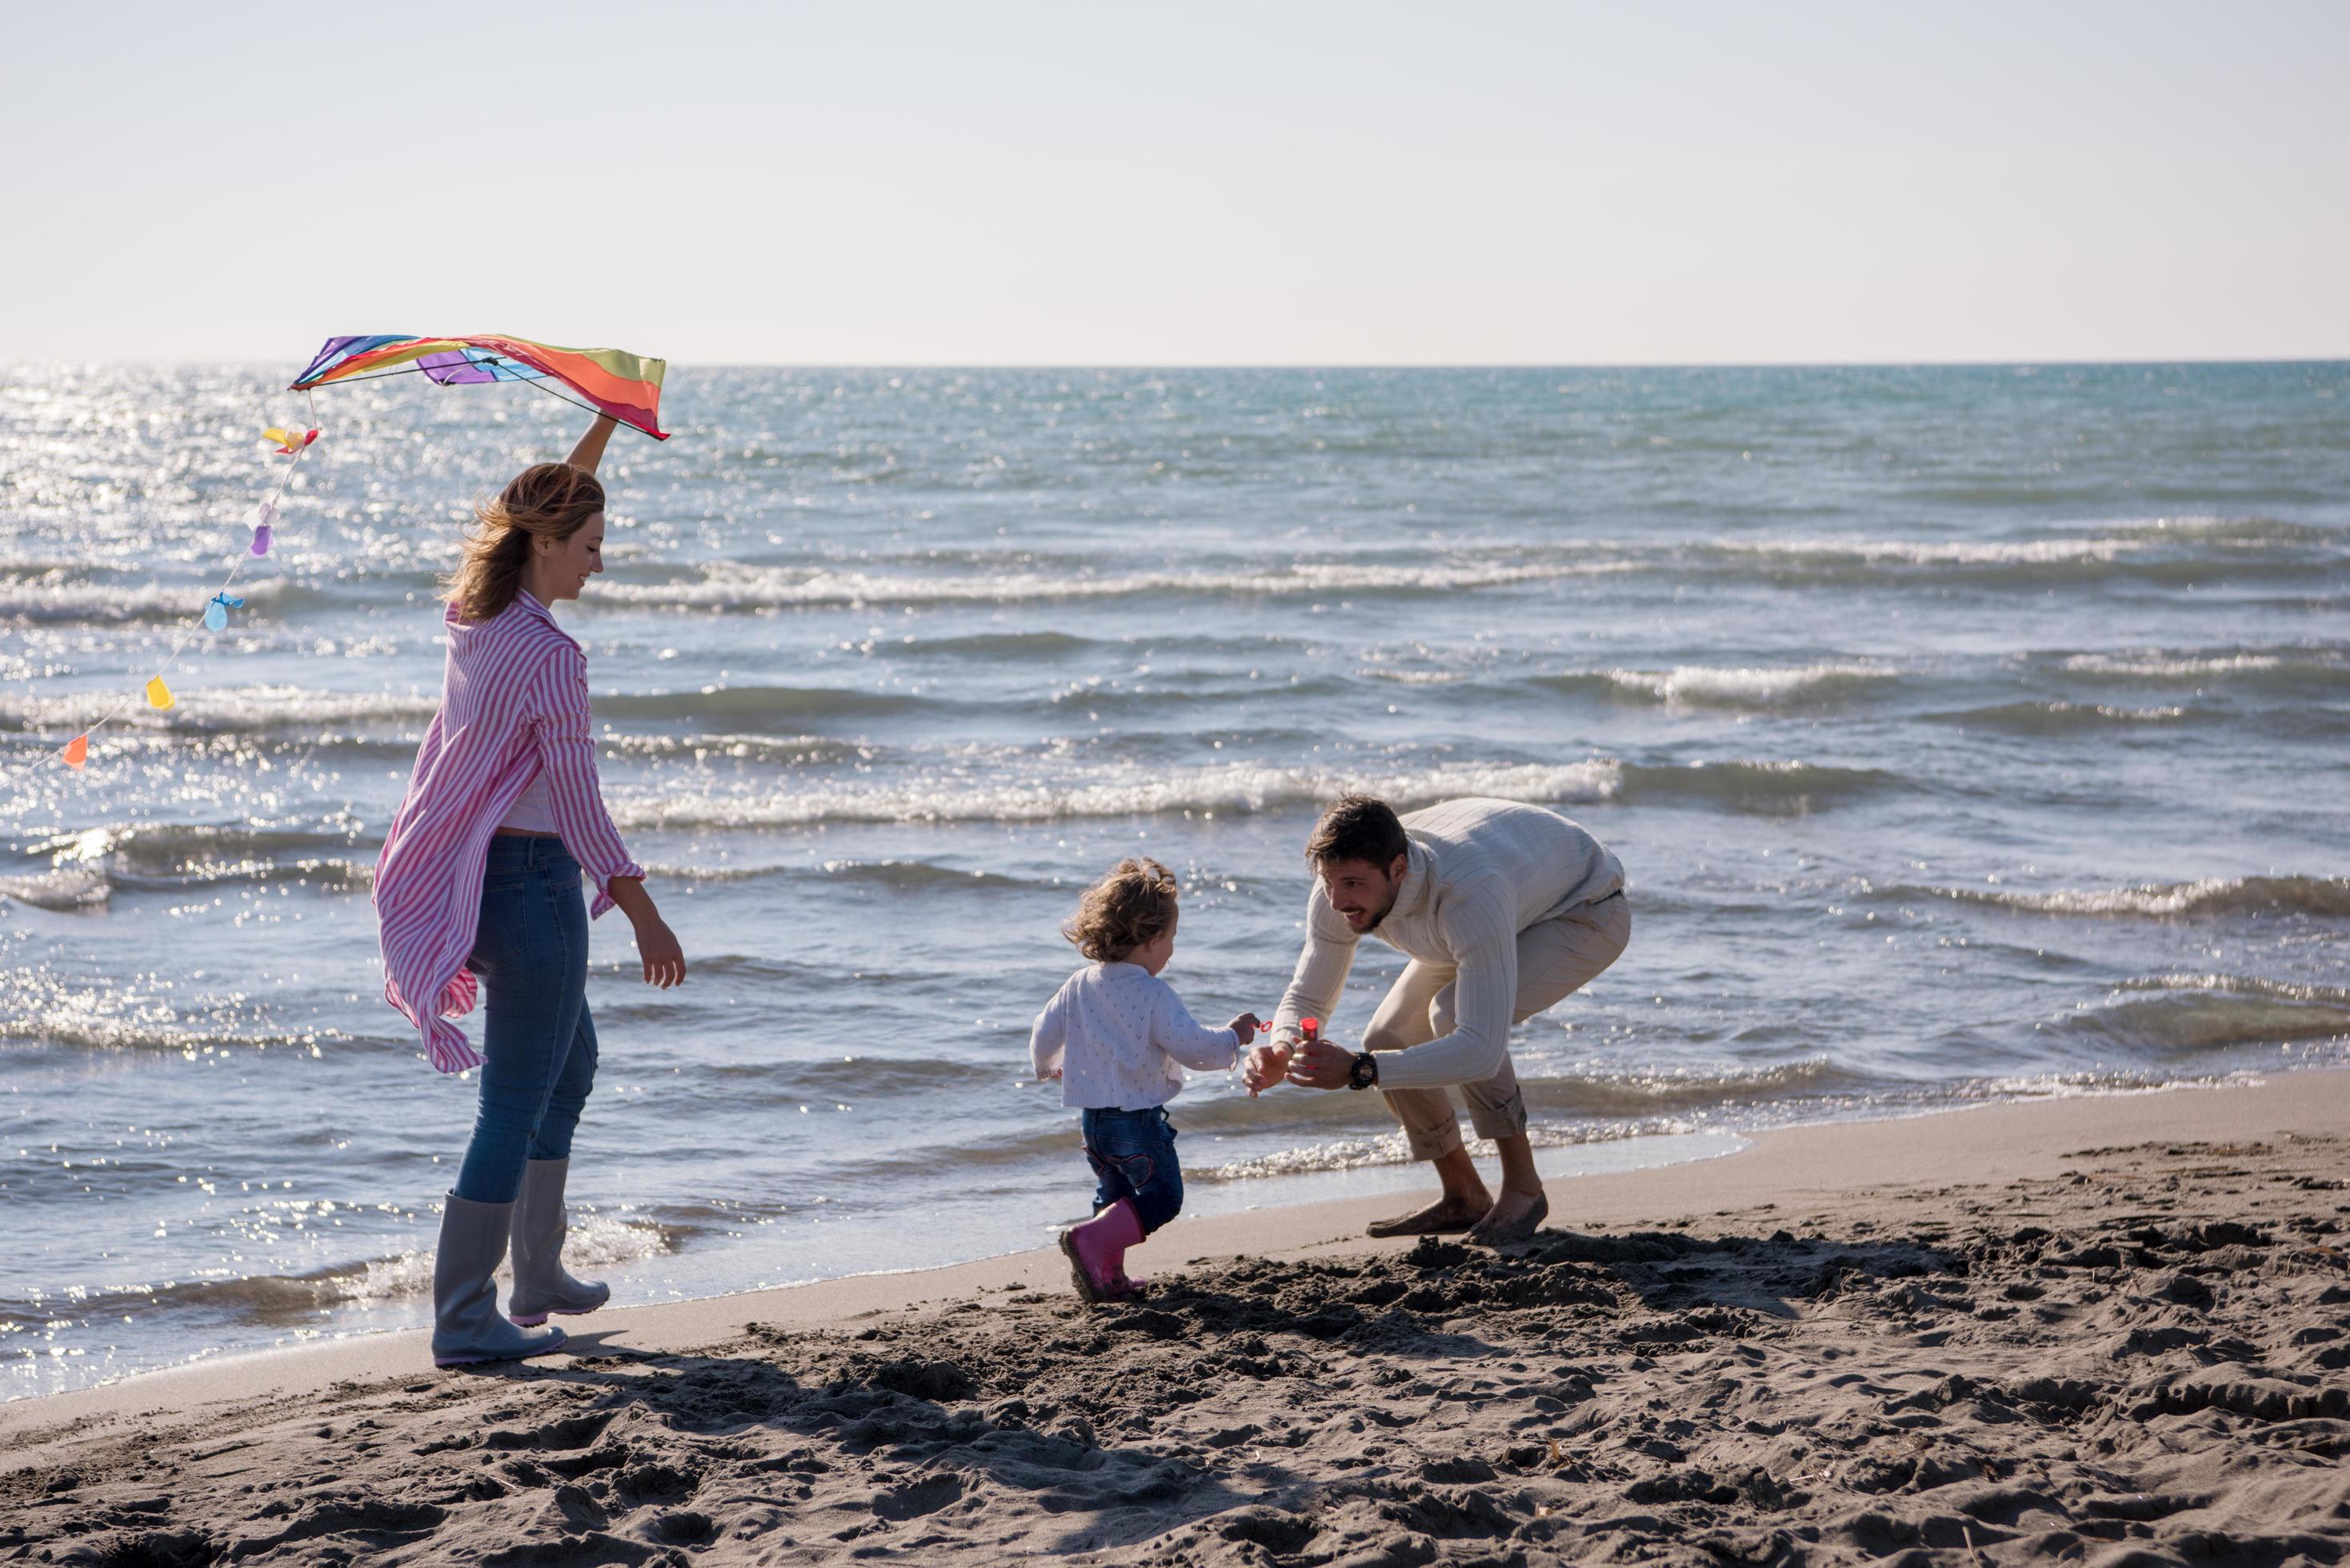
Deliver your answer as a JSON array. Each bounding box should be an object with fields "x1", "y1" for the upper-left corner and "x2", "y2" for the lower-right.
[{"x1": 0, "y1": 395, "x2": 322, "y2": 785}]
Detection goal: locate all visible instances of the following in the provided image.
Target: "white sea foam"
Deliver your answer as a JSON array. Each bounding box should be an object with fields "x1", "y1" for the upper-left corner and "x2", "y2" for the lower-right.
[
  {"x1": 0, "y1": 575, "x2": 310, "y2": 622},
  {"x1": 2061, "y1": 652, "x2": 2287, "y2": 678},
  {"x1": 1926, "y1": 699, "x2": 2191, "y2": 730},
  {"x1": 1203, "y1": 1121, "x2": 1738, "y2": 1183},
  {"x1": 1598, "y1": 662, "x2": 1894, "y2": 706},
  {"x1": 2119, "y1": 973, "x2": 2350, "y2": 1006},
  {"x1": 325, "y1": 1214, "x2": 671, "y2": 1306},
  {"x1": 607, "y1": 758, "x2": 1623, "y2": 831},
  {"x1": 0, "y1": 684, "x2": 438, "y2": 732},
  {"x1": 1721, "y1": 537, "x2": 2136, "y2": 567},
  {"x1": 594, "y1": 558, "x2": 1635, "y2": 610},
  {"x1": 1916, "y1": 874, "x2": 2350, "y2": 919}
]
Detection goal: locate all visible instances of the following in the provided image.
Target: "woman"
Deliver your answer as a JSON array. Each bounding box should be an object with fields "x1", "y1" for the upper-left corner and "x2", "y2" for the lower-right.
[{"x1": 374, "y1": 413, "x2": 687, "y2": 1367}]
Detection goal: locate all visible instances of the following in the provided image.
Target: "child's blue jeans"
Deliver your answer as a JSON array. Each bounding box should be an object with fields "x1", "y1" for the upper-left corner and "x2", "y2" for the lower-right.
[
  {"x1": 452, "y1": 834, "x2": 600, "y2": 1205},
  {"x1": 1080, "y1": 1106, "x2": 1183, "y2": 1234}
]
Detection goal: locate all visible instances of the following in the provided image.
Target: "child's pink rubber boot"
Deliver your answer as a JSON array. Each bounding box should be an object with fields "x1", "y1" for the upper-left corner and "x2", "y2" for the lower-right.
[{"x1": 1059, "y1": 1198, "x2": 1143, "y2": 1304}]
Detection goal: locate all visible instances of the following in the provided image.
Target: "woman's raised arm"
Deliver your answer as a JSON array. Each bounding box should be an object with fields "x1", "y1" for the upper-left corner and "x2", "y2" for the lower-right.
[{"x1": 564, "y1": 412, "x2": 621, "y2": 475}]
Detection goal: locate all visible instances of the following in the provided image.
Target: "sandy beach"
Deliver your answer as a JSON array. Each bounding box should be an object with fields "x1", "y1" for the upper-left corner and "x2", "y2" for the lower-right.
[{"x1": 5, "y1": 1072, "x2": 2345, "y2": 1565}]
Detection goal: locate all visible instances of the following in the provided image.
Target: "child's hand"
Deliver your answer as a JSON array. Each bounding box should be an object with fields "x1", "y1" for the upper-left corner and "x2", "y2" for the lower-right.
[
  {"x1": 1243, "y1": 1042, "x2": 1292, "y2": 1096},
  {"x1": 1228, "y1": 1011, "x2": 1263, "y2": 1046},
  {"x1": 1039, "y1": 1068, "x2": 1063, "y2": 1081}
]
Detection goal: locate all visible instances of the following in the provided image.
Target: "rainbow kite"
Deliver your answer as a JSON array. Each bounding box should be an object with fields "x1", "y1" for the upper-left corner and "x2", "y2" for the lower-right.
[{"x1": 290, "y1": 334, "x2": 669, "y2": 439}]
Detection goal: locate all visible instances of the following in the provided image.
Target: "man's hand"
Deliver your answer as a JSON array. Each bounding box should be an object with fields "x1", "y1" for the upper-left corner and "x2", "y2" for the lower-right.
[
  {"x1": 1228, "y1": 1011, "x2": 1263, "y2": 1045},
  {"x1": 1285, "y1": 1036, "x2": 1360, "y2": 1090},
  {"x1": 1243, "y1": 1042, "x2": 1291, "y2": 1096}
]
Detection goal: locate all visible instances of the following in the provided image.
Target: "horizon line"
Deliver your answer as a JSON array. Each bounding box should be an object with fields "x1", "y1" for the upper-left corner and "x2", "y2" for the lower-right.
[{"x1": 5, "y1": 354, "x2": 2348, "y2": 374}]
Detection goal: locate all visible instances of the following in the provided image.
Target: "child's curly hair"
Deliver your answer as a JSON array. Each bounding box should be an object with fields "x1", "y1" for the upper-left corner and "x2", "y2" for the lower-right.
[{"x1": 1063, "y1": 857, "x2": 1179, "y2": 963}]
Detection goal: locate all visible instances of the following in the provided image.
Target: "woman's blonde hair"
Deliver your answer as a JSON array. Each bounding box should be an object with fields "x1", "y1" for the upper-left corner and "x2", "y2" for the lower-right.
[
  {"x1": 442, "y1": 462, "x2": 607, "y2": 624},
  {"x1": 1063, "y1": 857, "x2": 1179, "y2": 963}
]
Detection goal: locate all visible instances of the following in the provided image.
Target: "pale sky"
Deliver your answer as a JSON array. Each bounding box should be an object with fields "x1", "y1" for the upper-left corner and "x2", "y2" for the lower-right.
[{"x1": 3, "y1": 2, "x2": 2344, "y2": 366}]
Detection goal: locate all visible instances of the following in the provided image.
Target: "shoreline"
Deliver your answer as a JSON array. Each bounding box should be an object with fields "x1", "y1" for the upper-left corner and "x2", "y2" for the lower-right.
[
  {"x1": 8, "y1": 1069, "x2": 2302, "y2": 1412},
  {"x1": 7, "y1": 1067, "x2": 2341, "y2": 1448},
  {"x1": 6, "y1": 1067, "x2": 2345, "y2": 1563}
]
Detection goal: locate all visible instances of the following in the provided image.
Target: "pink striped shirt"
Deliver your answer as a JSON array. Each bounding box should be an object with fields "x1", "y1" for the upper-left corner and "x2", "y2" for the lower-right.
[{"x1": 375, "y1": 590, "x2": 645, "y2": 1073}]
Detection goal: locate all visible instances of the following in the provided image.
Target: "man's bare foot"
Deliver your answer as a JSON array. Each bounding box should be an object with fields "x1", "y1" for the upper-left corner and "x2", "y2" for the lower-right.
[
  {"x1": 1365, "y1": 1191, "x2": 1491, "y2": 1238},
  {"x1": 1467, "y1": 1187, "x2": 1549, "y2": 1247}
]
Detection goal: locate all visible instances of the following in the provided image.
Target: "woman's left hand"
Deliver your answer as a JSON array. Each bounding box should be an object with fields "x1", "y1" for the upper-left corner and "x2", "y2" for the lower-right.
[{"x1": 635, "y1": 916, "x2": 687, "y2": 988}]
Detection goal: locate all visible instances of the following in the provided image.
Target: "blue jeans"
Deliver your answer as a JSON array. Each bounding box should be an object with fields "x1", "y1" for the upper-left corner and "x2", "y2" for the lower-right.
[
  {"x1": 1081, "y1": 1106, "x2": 1183, "y2": 1234},
  {"x1": 451, "y1": 835, "x2": 599, "y2": 1205}
]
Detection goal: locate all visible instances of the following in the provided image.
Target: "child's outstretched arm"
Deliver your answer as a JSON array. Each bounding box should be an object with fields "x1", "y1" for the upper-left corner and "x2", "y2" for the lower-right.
[
  {"x1": 1030, "y1": 990, "x2": 1067, "y2": 1081},
  {"x1": 1149, "y1": 988, "x2": 1251, "y2": 1073}
]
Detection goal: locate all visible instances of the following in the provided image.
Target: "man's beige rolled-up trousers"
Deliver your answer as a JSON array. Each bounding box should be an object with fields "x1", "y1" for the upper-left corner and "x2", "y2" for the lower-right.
[{"x1": 1365, "y1": 893, "x2": 1631, "y2": 1162}]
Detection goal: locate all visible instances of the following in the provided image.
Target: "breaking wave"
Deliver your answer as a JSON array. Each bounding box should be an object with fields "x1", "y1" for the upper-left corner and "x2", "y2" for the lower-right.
[
  {"x1": 2117, "y1": 973, "x2": 2350, "y2": 1006},
  {"x1": 0, "y1": 1213, "x2": 674, "y2": 1329},
  {"x1": 1545, "y1": 662, "x2": 1896, "y2": 707},
  {"x1": 2058, "y1": 649, "x2": 2345, "y2": 685},
  {"x1": 2064, "y1": 652, "x2": 2283, "y2": 678},
  {"x1": 1923, "y1": 699, "x2": 2192, "y2": 733},
  {"x1": 598, "y1": 685, "x2": 939, "y2": 723},
  {"x1": 0, "y1": 686, "x2": 438, "y2": 735},
  {"x1": 605, "y1": 754, "x2": 1899, "y2": 832},
  {"x1": 1903, "y1": 874, "x2": 2350, "y2": 919},
  {"x1": 0, "y1": 866, "x2": 111, "y2": 911},
  {"x1": 1703, "y1": 521, "x2": 2344, "y2": 585},
  {"x1": 595, "y1": 557, "x2": 1636, "y2": 611},
  {"x1": 2062, "y1": 982, "x2": 2350, "y2": 1052},
  {"x1": 0, "y1": 575, "x2": 324, "y2": 625},
  {"x1": 607, "y1": 759, "x2": 1627, "y2": 830}
]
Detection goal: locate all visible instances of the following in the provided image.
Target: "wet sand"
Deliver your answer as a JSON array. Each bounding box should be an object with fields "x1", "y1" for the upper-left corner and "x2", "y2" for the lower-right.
[{"x1": 6, "y1": 1073, "x2": 2348, "y2": 1565}]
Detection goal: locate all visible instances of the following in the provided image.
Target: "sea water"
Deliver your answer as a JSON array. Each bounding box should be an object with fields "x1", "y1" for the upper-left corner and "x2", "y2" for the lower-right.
[{"x1": 2, "y1": 363, "x2": 2344, "y2": 1397}]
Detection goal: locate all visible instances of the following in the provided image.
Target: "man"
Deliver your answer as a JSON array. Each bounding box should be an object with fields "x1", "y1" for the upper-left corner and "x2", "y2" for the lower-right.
[{"x1": 1249, "y1": 795, "x2": 1629, "y2": 1245}]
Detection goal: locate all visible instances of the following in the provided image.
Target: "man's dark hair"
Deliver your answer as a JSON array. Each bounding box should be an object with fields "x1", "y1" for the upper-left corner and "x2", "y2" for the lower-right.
[{"x1": 1305, "y1": 794, "x2": 1409, "y2": 869}]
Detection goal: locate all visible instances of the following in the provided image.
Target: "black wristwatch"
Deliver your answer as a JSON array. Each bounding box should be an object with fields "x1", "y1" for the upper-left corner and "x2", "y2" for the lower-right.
[{"x1": 1347, "y1": 1050, "x2": 1379, "y2": 1091}]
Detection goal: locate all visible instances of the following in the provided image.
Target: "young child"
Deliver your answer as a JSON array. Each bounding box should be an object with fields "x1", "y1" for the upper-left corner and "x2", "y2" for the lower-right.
[{"x1": 1031, "y1": 857, "x2": 1259, "y2": 1303}]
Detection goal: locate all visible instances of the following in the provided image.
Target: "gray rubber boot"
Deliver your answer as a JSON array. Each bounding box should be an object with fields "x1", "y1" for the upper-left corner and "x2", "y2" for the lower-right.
[
  {"x1": 507, "y1": 1158, "x2": 611, "y2": 1327},
  {"x1": 431, "y1": 1192, "x2": 567, "y2": 1367}
]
